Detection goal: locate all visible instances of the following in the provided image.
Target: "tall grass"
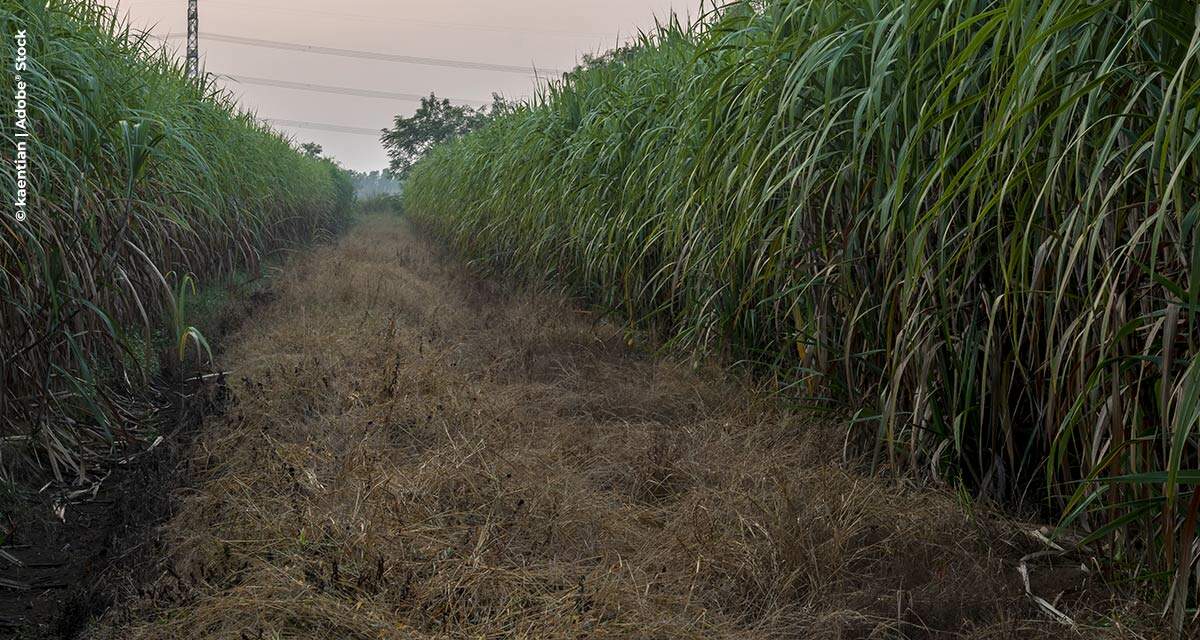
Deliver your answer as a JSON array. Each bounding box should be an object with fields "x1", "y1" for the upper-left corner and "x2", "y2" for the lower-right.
[
  {"x1": 405, "y1": 0, "x2": 1200, "y2": 619},
  {"x1": 0, "y1": 1, "x2": 353, "y2": 481}
]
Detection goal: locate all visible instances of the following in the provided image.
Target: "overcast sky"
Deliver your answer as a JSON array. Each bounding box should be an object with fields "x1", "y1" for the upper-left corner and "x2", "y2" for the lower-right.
[{"x1": 102, "y1": 0, "x2": 679, "y2": 171}]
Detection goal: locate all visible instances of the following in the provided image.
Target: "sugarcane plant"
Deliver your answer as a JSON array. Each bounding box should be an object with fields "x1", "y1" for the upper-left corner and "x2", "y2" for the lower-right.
[
  {"x1": 0, "y1": 0, "x2": 354, "y2": 482},
  {"x1": 404, "y1": 0, "x2": 1200, "y2": 627}
]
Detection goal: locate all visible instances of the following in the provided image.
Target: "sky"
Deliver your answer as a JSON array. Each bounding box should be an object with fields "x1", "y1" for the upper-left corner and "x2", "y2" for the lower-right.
[{"x1": 103, "y1": 0, "x2": 680, "y2": 172}]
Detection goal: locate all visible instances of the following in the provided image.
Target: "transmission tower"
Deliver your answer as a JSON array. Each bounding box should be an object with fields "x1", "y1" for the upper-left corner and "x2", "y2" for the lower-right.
[{"x1": 186, "y1": 0, "x2": 199, "y2": 78}]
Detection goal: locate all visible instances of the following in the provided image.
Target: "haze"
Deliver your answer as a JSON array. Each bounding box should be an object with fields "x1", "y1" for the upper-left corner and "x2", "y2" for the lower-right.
[{"x1": 104, "y1": 0, "x2": 679, "y2": 171}]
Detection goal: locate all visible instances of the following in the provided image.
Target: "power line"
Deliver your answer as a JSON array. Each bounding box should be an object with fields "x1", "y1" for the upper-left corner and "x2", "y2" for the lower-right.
[
  {"x1": 165, "y1": 32, "x2": 566, "y2": 76},
  {"x1": 264, "y1": 118, "x2": 384, "y2": 136},
  {"x1": 218, "y1": 74, "x2": 491, "y2": 106},
  {"x1": 183, "y1": 0, "x2": 614, "y2": 40}
]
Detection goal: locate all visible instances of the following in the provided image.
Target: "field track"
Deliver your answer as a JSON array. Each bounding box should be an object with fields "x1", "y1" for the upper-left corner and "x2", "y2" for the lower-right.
[{"x1": 90, "y1": 215, "x2": 1149, "y2": 639}]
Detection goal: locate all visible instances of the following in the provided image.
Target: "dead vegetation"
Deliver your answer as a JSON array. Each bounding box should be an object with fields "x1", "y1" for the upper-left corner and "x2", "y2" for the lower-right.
[{"x1": 90, "y1": 215, "x2": 1157, "y2": 639}]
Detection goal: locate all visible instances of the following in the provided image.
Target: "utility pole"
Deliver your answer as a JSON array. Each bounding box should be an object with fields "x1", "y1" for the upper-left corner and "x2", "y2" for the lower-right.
[{"x1": 186, "y1": 0, "x2": 199, "y2": 78}]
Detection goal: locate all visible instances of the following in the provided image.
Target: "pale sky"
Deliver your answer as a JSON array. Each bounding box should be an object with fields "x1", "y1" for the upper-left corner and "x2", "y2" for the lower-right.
[{"x1": 103, "y1": 0, "x2": 679, "y2": 171}]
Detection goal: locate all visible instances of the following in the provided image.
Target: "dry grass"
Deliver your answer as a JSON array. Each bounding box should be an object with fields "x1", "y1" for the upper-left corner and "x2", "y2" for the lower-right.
[{"x1": 91, "y1": 215, "x2": 1157, "y2": 639}]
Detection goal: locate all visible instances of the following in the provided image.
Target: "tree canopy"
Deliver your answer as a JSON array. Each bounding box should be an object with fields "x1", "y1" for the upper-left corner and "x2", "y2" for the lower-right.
[
  {"x1": 380, "y1": 93, "x2": 509, "y2": 179},
  {"x1": 300, "y1": 142, "x2": 324, "y2": 158}
]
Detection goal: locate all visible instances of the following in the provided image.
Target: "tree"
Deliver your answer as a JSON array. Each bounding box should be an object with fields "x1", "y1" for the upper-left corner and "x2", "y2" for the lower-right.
[
  {"x1": 300, "y1": 142, "x2": 323, "y2": 158},
  {"x1": 380, "y1": 93, "x2": 510, "y2": 179}
]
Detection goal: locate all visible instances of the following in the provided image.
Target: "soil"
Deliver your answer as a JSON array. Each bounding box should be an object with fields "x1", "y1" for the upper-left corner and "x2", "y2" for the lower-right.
[
  {"x1": 0, "y1": 267, "x2": 273, "y2": 638},
  {"x1": 0, "y1": 379, "x2": 227, "y2": 638}
]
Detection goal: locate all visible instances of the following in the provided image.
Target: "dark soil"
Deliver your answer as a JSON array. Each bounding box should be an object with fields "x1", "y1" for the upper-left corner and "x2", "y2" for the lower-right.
[
  {"x1": 0, "y1": 275, "x2": 275, "y2": 638},
  {"x1": 0, "y1": 378, "x2": 223, "y2": 638}
]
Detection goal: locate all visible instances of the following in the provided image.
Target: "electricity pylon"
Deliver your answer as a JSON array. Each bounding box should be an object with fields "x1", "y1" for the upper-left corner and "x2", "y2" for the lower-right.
[{"x1": 186, "y1": 0, "x2": 199, "y2": 78}]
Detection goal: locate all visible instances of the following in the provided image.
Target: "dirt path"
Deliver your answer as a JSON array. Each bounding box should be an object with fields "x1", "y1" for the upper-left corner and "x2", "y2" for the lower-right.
[{"x1": 89, "y1": 215, "x2": 1139, "y2": 639}]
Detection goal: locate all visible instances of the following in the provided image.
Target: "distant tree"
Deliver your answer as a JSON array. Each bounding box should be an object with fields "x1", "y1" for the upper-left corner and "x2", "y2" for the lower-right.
[
  {"x1": 380, "y1": 93, "x2": 511, "y2": 179},
  {"x1": 347, "y1": 168, "x2": 403, "y2": 198},
  {"x1": 574, "y1": 44, "x2": 639, "y2": 73},
  {"x1": 300, "y1": 142, "x2": 324, "y2": 158}
]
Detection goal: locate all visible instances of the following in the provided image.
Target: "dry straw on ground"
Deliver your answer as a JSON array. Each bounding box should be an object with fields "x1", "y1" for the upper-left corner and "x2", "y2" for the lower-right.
[{"x1": 92, "y1": 216, "x2": 1155, "y2": 639}]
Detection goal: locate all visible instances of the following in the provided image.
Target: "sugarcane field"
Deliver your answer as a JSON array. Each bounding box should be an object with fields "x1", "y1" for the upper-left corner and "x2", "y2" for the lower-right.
[{"x1": 1, "y1": 0, "x2": 1199, "y2": 638}]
